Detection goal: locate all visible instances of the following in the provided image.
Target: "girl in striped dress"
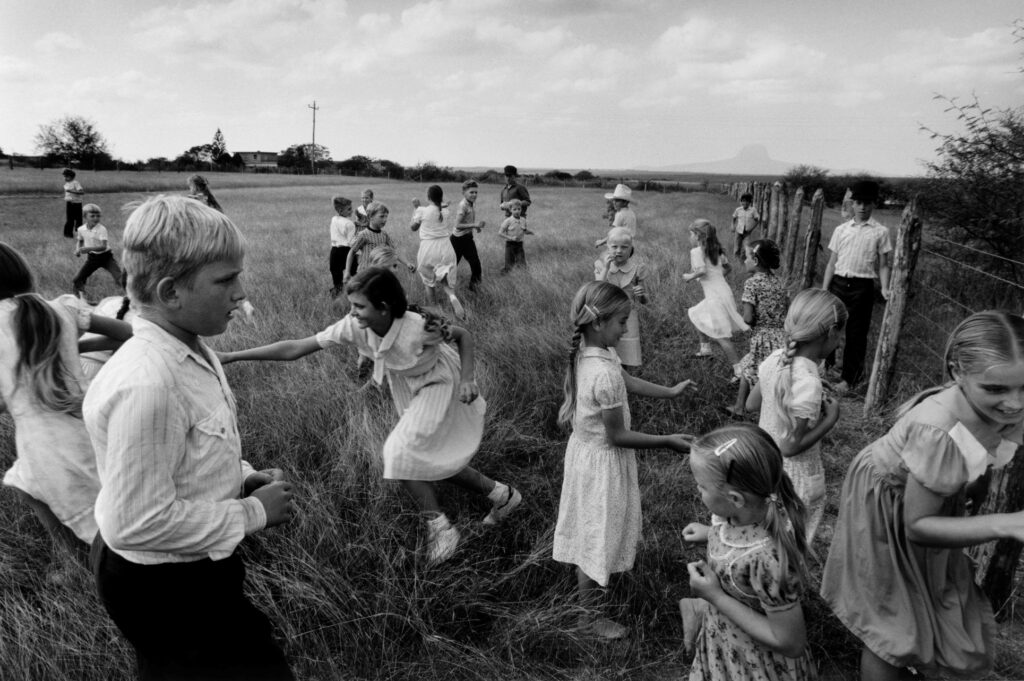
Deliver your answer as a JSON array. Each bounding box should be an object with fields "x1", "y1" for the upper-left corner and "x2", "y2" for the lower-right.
[
  {"x1": 344, "y1": 202, "x2": 415, "y2": 282},
  {"x1": 220, "y1": 267, "x2": 520, "y2": 567}
]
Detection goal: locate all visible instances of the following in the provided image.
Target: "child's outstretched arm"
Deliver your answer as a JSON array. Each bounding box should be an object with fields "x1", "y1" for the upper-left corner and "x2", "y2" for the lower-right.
[
  {"x1": 219, "y1": 336, "x2": 322, "y2": 364},
  {"x1": 688, "y1": 560, "x2": 807, "y2": 658},
  {"x1": 778, "y1": 396, "x2": 839, "y2": 457},
  {"x1": 601, "y1": 406, "x2": 692, "y2": 452},
  {"x1": 746, "y1": 382, "x2": 763, "y2": 412},
  {"x1": 623, "y1": 372, "x2": 696, "y2": 400},
  {"x1": 448, "y1": 325, "x2": 478, "y2": 403},
  {"x1": 905, "y1": 476, "x2": 1024, "y2": 548}
]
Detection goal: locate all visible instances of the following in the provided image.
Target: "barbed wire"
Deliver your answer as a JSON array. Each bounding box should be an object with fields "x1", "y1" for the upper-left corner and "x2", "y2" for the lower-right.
[
  {"x1": 907, "y1": 307, "x2": 955, "y2": 338},
  {"x1": 915, "y1": 280, "x2": 977, "y2": 315},
  {"x1": 895, "y1": 354, "x2": 944, "y2": 383},
  {"x1": 927, "y1": 234, "x2": 1024, "y2": 269},
  {"x1": 901, "y1": 328, "x2": 947, "y2": 363},
  {"x1": 922, "y1": 248, "x2": 1024, "y2": 293}
]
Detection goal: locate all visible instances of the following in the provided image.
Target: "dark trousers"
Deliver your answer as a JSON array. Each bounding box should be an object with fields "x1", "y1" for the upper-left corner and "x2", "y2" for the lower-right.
[
  {"x1": 734, "y1": 230, "x2": 749, "y2": 259},
  {"x1": 450, "y1": 234, "x2": 482, "y2": 289},
  {"x1": 64, "y1": 202, "x2": 83, "y2": 239},
  {"x1": 329, "y1": 246, "x2": 350, "y2": 289},
  {"x1": 826, "y1": 275, "x2": 876, "y2": 385},
  {"x1": 73, "y1": 251, "x2": 123, "y2": 293},
  {"x1": 92, "y1": 535, "x2": 293, "y2": 681},
  {"x1": 501, "y1": 241, "x2": 526, "y2": 272}
]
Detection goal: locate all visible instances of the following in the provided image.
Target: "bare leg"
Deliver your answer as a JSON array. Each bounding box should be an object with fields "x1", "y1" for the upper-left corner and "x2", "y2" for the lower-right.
[
  {"x1": 443, "y1": 284, "x2": 465, "y2": 319},
  {"x1": 860, "y1": 647, "x2": 899, "y2": 681},
  {"x1": 575, "y1": 566, "x2": 626, "y2": 639},
  {"x1": 445, "y1": 466, "x2": 494, "y2": 496},
  {"x1": 713, "y1": 337, "x2": 741, "y2": 366},
  {"x1": 732, "y1": 377, "x2": 750, "y2": 415},
  {"x1": 400, "y1": 479, "x2": 441, "y2": 516}
]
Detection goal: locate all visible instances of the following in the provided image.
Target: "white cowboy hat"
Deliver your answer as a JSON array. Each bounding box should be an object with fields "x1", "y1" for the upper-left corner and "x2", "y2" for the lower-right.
[{"x1": 604, "y1": 184, "x2": 633, "y2": 203}]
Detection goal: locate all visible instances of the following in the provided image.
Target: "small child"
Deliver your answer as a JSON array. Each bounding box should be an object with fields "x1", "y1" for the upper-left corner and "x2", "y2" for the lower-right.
[
  {"x1": 451, "y1": 180, "x2": 486, "y2": 292},
  {"x1": 344, "y1": 201, "x2": 414, "y2": 282},
  {"x1": 684, "y1": 219, "x2": 748, "y2": 369},
  {"x1": 821, "y1": 179, "x2": 891, "y2": 393},
  {"x1": 822, "y1": 310, "x2": 1024, "y2": 680},
  {"x1": 594, "y1": 227, "x2": 648, "y2": 368},
  {"x1": 553, "y1": 281, "x2": 694, "y2": 639},
  {"x1": 73, "y1": 204, "x2": 124, "y2": 302},
  {"x1": 84, "y1": 195, "x2": 295, "y2": 680},
  {"x1": 221, "y1": 267, "x2": 521, "y2": 567},
  {"x1": 411, "y1": 185, "x2": 464, "y2": 319},
  {"x1": 354, "y1": 188, "x2": 374, "y2": 231},
  {"x1": 680, "y1": 423, "x2": 816, "y2": 680},
  {"x1": 498, "y1": 198, "x2": 533, "y2": 273},
  {"x1": 747, "y1": 288, "x2": 846, "y2": 545},
  {"x1": 730, "y1": 240, "x2": 788, "y2": 417},
  {"x1": 1, "y1": 243, "x2": 131, "y2": 575},
  {"x1": 731, "y1": 193, "x2": 760, "y2": 259},
  {"x1": 62, "y1": 168, "x2": 84, "y2": 239},
  {"x1": 329, "y1": 196, "x2": 357, "y2": 296},
  {"x1": 186, "y1": 174, "x2": 223, "y2": 212},
  {"x1": 595, "y1": 184, "x2": 637, "y2": 248}
]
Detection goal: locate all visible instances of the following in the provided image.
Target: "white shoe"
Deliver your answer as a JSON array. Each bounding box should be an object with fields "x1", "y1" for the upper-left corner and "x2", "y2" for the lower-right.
[
  {"x1": 483, "y1": 485, "x2": 522, "y2": 526},
  {"x1": 448, "y1": 292, "x2": 465, "y2": 319},
  {"x1": 583, "y1": 617, "x2": 628, "y2": 640},
  {"x1": 425, "y1": 515, "x2": 460, "y2": 567}
]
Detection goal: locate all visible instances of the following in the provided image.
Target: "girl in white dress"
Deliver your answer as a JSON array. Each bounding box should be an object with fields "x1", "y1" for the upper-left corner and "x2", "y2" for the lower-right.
[
  {"x1": 685, "y1": 219, "x2": 749, "y2": 371},
  {"x1": 594, "y1": 228, "x2": 649, "y2": 368},
  {"x1": 410, "y1": 185, "x2": 464, "y2": 319},
  {"x1": 0, "y1": 243, "x2": 131, "y2": 565},
  {"x1": 747, "y1": 289, "x2": 846, "y2": 546},
  {"x1": 553, "y1": 280, "x2": 694, "y2": 639},
  {"x1": 220, "y1": 267, "x2": 520, "y2": 566}
]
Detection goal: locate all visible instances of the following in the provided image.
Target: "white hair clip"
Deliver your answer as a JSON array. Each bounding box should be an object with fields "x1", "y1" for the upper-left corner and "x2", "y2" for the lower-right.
[{"x1": 713, "y1": 438, "x2": 737, "y2": 457}]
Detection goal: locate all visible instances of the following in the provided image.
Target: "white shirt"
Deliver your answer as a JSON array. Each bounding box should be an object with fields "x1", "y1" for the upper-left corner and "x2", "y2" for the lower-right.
[
  {"x1": 827, "y1": 218, "x2": 891, "y2": 279},
  {"x1": 330, "y1": 215, "x2": 356, "y2": 247},
  {"x1": 84, "y1": 317, "x2": 265, "y2": 564},
  {"x1": 77, "y1": 223, "x2": 110, "y2": 254}
]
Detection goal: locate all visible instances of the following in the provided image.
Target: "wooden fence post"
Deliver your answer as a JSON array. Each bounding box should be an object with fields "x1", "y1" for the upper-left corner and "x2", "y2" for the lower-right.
[
  {"x1": 778, "y1": 183, "x2": 790, "y2": 246},
  {"x1": 768, "y1": 182, "x2": 781, "y2": 242},
  {"x1": 863, "y1": 199, "x2": 923, "y2": 415},
  {"x1": 800, "y1": 189, "x2": 825, "y2": 290},
  {"x1": 971, "y1": 451, "x2": 1024, "y2": 619},
  {"x1": 783, "y1": 187, "x2": 805, "y2": 278}
]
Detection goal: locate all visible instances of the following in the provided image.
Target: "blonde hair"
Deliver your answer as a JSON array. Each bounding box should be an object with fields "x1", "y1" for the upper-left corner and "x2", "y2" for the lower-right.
[
  {"x1": 690, "y1": 424, "x2": 809, "y2": 588},
  {"x1": 82, "y1": 203, "x2": 101, "y2": 215},
  {"x1": 122, "y1": 195, "x2": 244, "y2": 305},
  {"x1": 0, "y1": 243, "x2": 82, "y2": 415},
  {"x1": 367, "y1": 245, "x2": 400, "y2": 269},
  {"x1": 606, "y1": 227, "x2": 633, "y2": 245},
  {"x1": 899, "y1": 310, "x2": 1024, "y2": 416},
  {"x1": 365, "y1": 201, "x2": 389, "y2": 219},
  {"x1": 689, "y1": 219, "x2": 723, "y2": 265},
  {"x1": 772, "y1": 289, "x2": 847, "y2": 439},
  {"x1": 557, "y1": 281, "x2": 632, "y2": 427}
]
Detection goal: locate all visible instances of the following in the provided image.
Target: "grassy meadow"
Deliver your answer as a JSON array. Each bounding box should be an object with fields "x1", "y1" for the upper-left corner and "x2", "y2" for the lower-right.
[{"x1": 1, "y1": 168, "x2": 1022, "y2": 680}]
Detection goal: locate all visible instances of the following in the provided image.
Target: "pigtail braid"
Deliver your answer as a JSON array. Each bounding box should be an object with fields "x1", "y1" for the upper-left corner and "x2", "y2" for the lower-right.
[
  {"x1": 557, "y1": 326, "x2": 584, "y2": 428},
  {"x1": 762, "y1": 469, "x2": 810, "y2": 589},
  {"x1": 13, "y1": 294, "x2": 82, "y2": 416}
]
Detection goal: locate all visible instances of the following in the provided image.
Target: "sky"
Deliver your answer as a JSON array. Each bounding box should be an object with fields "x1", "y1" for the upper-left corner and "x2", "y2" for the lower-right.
[{"x1": 1, "y1": 0, "x2": 1022, "y2": 177}]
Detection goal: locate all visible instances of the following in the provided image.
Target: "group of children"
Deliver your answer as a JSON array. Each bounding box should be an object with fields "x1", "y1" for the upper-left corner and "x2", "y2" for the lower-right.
[{"x1": 3, "y1": 177, "x2": 1023, "y2": 681}]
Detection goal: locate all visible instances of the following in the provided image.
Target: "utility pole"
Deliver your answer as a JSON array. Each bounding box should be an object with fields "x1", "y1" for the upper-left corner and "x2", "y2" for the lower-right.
[{"x1": 308, "y1": 100, "x2": 319, "y2": 175}]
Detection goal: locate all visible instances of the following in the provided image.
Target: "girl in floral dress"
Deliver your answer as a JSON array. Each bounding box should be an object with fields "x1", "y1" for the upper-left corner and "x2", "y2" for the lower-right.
[
  {"x1": 681, "y1": 423, "x2": 816, "y2": 681},
  {"x1": 729, "y1": 240, "x2": 788, "y2": 417}
]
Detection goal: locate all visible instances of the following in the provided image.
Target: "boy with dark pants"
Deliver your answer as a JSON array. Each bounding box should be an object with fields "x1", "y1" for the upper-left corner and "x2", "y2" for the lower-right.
[
  {"x1": 62, "y1": 168, "x2": 84, "y2": 239},
  {"x1": 821, "y1": 180, "x2": 891, "y2": 393},
  {"x1": 451, "y1": 180, "x2": 486, "y2": 291},
  {"x1": 73, "y1": 204, "x2": 124, "y2": 301},
  {"x1": 731, "y1": 192, "x2": 759, "y2": 259},
  {"x1": 84, "y1": 195, "x2": 296, "y2": 681}
]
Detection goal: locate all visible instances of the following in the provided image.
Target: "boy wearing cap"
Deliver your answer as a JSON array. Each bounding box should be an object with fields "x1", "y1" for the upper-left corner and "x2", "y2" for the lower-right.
[
  {"x1": 595, "y1": 184, "x2": 637, "y2": 247},
  {"x1": 500, "y1": 165, "x2": 531, "y2": 217},
  {"x1": 821, "y1": 180, "x2": 892, "y2": 392},
  {"x1": 731, "y1": 192, "x2": 759, "y2": 258}
]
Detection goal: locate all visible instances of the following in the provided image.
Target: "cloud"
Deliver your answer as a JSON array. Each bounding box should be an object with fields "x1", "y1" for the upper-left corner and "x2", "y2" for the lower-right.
[
  {"x1": 883, "y1": 27, "x2": 1022, "y2": 90},
  {"x1": 33, "y1": 31, "x2": 84, "y2": 53}
]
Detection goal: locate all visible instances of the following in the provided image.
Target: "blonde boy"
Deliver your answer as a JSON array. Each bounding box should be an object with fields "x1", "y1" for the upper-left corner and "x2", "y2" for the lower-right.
[
  {"x1": 83, "y1": 195, "x2": 295, "y2": 680},
  {"x1": 498, "y1": 198, "x2": 533, "y2": 272},
  {"x1": 73, "y1": 203, "x2": 123, "y2": 301}
]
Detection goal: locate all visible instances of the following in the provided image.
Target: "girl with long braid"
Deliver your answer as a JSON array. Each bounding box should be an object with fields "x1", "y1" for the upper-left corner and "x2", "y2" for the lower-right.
[
  {"x1": 552, "y1": 281, "x2": 694, "y2": 639},
  {"x1": 680, "y1": 423, "x2": 816, "y2": 680},
  {"x1": 746, "y1": 288, "x2": 846, "y2": 545}
]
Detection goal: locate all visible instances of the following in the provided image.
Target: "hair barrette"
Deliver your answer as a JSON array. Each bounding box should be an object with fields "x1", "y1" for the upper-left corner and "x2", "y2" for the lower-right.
[
  {"x1": 583, "y1": 303, "x2": 600, "y2": 319},
  {"x1": 713, "y1": 438, "x2": 737, "y2": 457}
]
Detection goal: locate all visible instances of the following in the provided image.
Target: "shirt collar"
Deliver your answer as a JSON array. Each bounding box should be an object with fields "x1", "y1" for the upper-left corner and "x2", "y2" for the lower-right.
[
  {"x1": 580, "y1": 345, "x2": 618, "y2": 361},
  {"x1": 607, "y1": 259, "x2": 637, "y2": 275},
  {"x1": 132, "y1": 316, "x2": 218, "y2": 373},
  {"x1": 942, "y1": 386, "x2": 1024, "y2": 472}
]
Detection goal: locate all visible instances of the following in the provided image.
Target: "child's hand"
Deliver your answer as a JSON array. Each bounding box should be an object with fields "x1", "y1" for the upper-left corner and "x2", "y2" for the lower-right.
[
  {"x1": 244, "y1": 468, "x2": 286, "y2": 496},
  {"x1": 682, "y1": 522, "x2": 710, "y2": 543},
  {"x1": 216, "y1": 351, "x2": 235, "y2": 365},
  {"x1": 412, "y1": 198, "x2": 421, "y2": 208},
  {"x1": 250, "y1": 480, "x2": 295, "y2": 528},
  {"x1": 458, "y1": 380, "x2": 479, "y2": 403},
  {"x1": 687, "y1": 560, "x2": 722, "y2": 600},
  {"x1": 477, "y1": 220, "x2": 486, "y2": 230},
  {"x1": 671, "y1": 380, "x2": 698, "y2": 399},
  {"x1": 667, "y1": 433, "x2": 694, "y2": 453},
  {"x1": 236, "y1": 300, "x2": 257, "y2": 327},
  {"x1": 524, "y1": 229, "x2": 534, "y2": 235},
  {"x1": 594, "y1": 238, "x2": 606, "y2": 248},
  {"x1": 823, "y1": 395, "x2": 840, "y2": 422},
  {"x1": 632, "y1": 283, "x2": 646, "y2": 299}
]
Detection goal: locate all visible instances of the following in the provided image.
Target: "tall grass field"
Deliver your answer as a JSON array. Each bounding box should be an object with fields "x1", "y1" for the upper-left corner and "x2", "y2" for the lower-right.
[{"x1": 1, "y1": 169, "x2": 1022, "y2": 680}]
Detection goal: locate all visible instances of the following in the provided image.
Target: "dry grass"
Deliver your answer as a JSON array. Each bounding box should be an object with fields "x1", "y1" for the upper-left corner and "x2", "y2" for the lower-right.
[{"x1": 1, "y1": 171, "x2": 1020, "y2": 680}]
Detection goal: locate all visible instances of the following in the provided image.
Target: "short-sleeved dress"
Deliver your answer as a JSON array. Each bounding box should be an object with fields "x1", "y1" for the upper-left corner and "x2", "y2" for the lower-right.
[
  {"x1": 553, "y1": 346, "x2": 640, "y2": 587},
  {"x1": 1, "y1": 294, "x2": 99, "y2": 542},
  {"x1": 315, "y1": 312, "x2": 483, "y2": 481},
  {"x1": 821, "y1": 386, "x2": 1021, "y2": 676},
  {"x1": 757, "y1": 350, "x2": 826, "y2": 544},
  {"x1": 690, "y1": 519, "x2": 817, "y2": 681},
  {"x1": 687, "y1": 248, "x2": 749, "y2": 340},
  {"x1": 595, "y1": 256, "x2": 649, "y2": 367},
  {"x1": 737, "y1": 272, "x2": 788, "y2": 385},
  {"x1": 412, "y1": 205, "x2": 458, "y2": 289}
]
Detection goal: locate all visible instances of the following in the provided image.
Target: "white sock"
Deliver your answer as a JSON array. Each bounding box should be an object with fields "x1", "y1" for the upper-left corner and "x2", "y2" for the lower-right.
[
  {"x1": 427, "y1": 513, "x2": 451, "y2": 532},
  {"x1": 487, "y1": 482, "x2": 509, "y2": 504}
]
